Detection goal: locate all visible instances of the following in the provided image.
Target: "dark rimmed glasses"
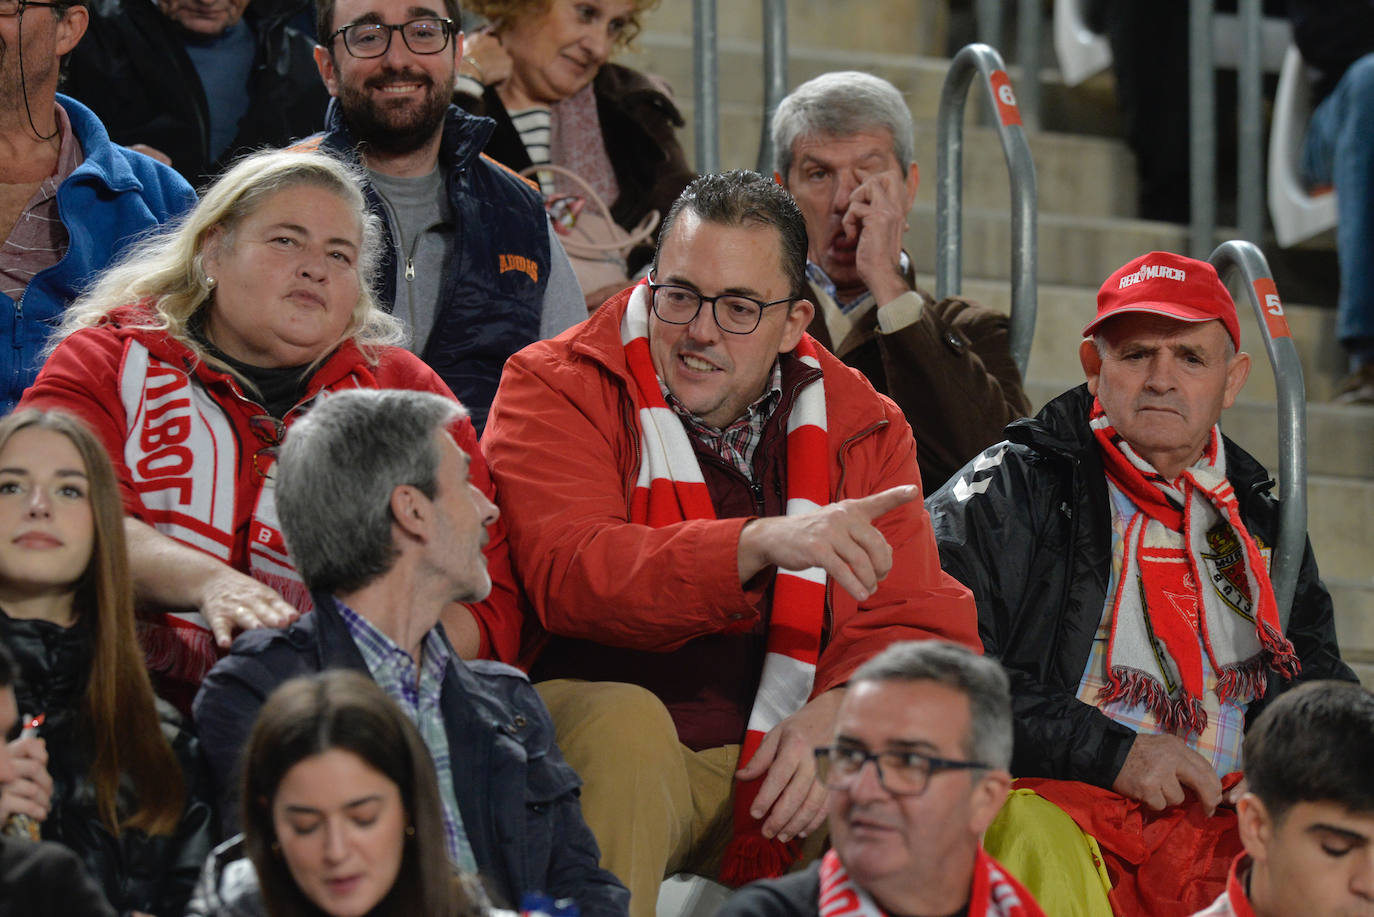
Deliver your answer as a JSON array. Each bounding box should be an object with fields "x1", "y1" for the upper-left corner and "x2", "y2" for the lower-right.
[
  {"x1": 248, "y1": 414, "x2": 285, "y2": 482},
  {"x1": 813, "y1": 745, "x2": 988, "y2": 796},
  {"x1": 647, "y1": 277, "x2": 797, "y2": 335},
  {"x1": 328, "y1": 17, "x2": 455, "y2": 59},
  {"x1": 0, "y1": 0, "x2": 69, "y2": 15}
]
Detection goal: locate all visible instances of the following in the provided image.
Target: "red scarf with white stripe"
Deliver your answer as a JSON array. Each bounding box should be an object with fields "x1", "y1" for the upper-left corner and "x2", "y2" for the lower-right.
[
  {"x1": 1090, "y1": 400, "x2": 1298, "y2": 736},
  {"x1": 620, "y1": 280, "x2": 827, "y2": 884},
  {"x1": 818, "y1": 848, "x2": 1047, "y2": 917}
]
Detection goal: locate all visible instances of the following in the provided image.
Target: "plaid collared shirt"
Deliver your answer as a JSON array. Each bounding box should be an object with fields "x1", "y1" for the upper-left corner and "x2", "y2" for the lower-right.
[
  {"x1": 336, "y1": 600, "x2": 477, "y2": 871},
  {"x1": 664, "y1": 361, "x2": 783, "y2": 479},
  {"x1": 1075, "y1": 483, "x2": 1256, "y2": 777}
]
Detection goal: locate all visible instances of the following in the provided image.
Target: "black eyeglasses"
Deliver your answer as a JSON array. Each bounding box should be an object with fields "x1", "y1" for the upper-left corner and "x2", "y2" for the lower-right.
[
  {"x1": 813, "y1": 746, "x2": 988, "y2": 797},
  {"x1": 647, "y1": 277, "x2": 797, "y2": 336},
  {"x1": 0, "y1": 0, "x2": 67, "y2": 15},
  {"x1": 329, "y1": 17, "x2": 455, "y2": 59}
]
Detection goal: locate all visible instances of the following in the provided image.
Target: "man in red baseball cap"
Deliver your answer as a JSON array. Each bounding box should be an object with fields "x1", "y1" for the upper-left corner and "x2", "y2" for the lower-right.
[{"x1": 926, "y1": 251, "x2": 1357, "y2": 914}]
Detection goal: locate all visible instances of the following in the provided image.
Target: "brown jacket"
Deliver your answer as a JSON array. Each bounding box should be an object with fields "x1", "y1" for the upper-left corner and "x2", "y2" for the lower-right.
[{"x1": 806, "y1": 276, "x2": 1032, "y2": 491}]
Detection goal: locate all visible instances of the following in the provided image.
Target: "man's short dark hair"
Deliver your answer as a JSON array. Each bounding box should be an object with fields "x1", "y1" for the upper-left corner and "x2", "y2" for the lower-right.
[
  {"x1": 1245, "y1": 680, "x2": 1374, "y2": 823},
  {"x1": 653, "y1": 170, "x2": 810, "y2": 301},
  {"x1": 316, "y1": 0, "x2": 462, "y2": 47}
]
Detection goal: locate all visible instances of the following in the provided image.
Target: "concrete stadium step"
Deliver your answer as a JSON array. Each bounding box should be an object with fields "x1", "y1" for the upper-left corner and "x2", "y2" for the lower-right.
[{"x1": 944, "y1": 277, "x2": 1349, "y2": 406}]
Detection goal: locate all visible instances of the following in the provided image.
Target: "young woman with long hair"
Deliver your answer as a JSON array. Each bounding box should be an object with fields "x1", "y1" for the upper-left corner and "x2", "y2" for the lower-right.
[{"x1": 0, "y1": 409, "x2": 213, "y2": 915}]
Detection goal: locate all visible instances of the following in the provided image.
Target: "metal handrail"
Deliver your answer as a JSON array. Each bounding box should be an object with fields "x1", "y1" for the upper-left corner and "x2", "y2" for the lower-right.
[
  {"x1": 755, "y1": 0, "x2": 788, "y2": 174},
  {"x1": 935, "y1": 43, "x2": 1039, "y2": 377},
  {"x1": 1209, "y1": 240, "x2": 1307, "y2": 628},
  {"x1": 1190, "y1": 0, "x2": 1267, "y2": 253},
  {"x1": 692, "y1": 0, "x2": 719, "y2": 174}
]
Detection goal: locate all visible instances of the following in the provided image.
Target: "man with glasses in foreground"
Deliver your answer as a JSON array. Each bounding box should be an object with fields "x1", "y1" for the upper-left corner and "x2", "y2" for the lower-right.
[
  {"x1": 483, "y1": 170, "x2": 979, "y2": 917},
  {"x1": 0, "y1": 0, "x2": 194, "y2": 413},
  {"x1": 301, "y1": 0, "x2": 584, "y2": 432},
  {"x1": 719, "y1": 641, "x2": 1046, "y2": 917}
]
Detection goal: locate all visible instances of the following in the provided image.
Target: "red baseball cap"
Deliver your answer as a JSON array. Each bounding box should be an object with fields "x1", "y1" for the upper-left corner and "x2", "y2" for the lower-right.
[{"x1": 1085, "y1": 251, "x2": 1240, "y2": 349}]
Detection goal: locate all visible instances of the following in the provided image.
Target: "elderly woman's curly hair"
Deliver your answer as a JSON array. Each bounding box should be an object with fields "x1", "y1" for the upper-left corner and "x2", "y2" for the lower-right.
[{"x1": 467, "y1": 0, "x2": 660, "y2": 49}]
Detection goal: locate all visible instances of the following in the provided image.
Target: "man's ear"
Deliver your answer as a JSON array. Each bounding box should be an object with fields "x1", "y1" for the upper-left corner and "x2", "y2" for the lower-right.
[
  {"x1": 390, "y1": 484, "x2": 431, "y2": 541},
  {"x1": 55, "y1": 3, "x2": 88, "y2": 55},
  {"x1": 1237, "y1": 794, "x2": 1274, "y2": 864},
  {"x1": 780, "y1": 298, "x2": 816, "y2": 353},
  {"x1": 1079, "y1": 337, "x2": 1103, "y2": 397},
  {"x1": 1222, "y1": 350, "x2": 1252, "y2": 410},
  {"x1": 903, "y1": 162, "x2": 919, "y2": 211},
  {"x1": 452, "y1": 31, "x2": 464, "y2": 69},
  {"x1": 314, "y1": 44, "x2": 340, "y2": 98},
  {"x1": 969, "y1": 769, "x2": 1012, "y2": 836}
]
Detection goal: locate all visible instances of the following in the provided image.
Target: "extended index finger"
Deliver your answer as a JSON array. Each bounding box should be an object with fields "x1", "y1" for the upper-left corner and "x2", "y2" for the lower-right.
[{"x1": 848, "y1": 484, "x2": 920, "y2": 522}]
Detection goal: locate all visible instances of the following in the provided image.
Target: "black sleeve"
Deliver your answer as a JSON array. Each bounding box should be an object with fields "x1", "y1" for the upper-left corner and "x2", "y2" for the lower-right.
[
  {"x1": 192, "y1": 654, "x2": 284, "y2": 839},
  {"x1": 1, "y1": 836, "x2": 119, "y2": 917},
  {"x1": 928, "y1": 446, "x2": 1137, "y2": 789},
  {"x1": 714, "y1": 865, "x2": 822, "y2": 917}
]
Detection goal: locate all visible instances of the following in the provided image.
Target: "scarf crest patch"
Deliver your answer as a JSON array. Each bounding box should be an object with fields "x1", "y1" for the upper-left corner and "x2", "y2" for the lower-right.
[
  {"x1": 619, "y1": 280, "x2": 827, "y2": 884},
  {"x1": 1090, "y1": 399, "x2": 1298, "y2": 736}
]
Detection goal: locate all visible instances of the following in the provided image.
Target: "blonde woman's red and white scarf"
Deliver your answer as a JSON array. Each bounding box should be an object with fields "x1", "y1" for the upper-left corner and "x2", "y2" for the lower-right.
[
  {"x1": 1089, "y1": 399, "x2": 1298, "y2": 736},
  {"x1": 818, "y1": 848, "x2": 1047, "y2": 917},
  {"x1": 620, "y1": 280, "x2": 827, "y2": 884}
]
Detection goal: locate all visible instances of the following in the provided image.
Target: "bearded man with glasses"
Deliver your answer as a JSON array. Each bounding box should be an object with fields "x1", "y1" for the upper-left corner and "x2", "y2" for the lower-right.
[
  {"x1": 483, "y1": 170, "x2": 979, "y2": 917},
  {"x1": 0, "y1": 0, "x2": 194, "y2": 414},
  {"x1": 297, "y1": 0, "x2": 585, "y2": 434},
  {"x1": 720, "y1": 641, "x2": 1046, "y2": 917}
]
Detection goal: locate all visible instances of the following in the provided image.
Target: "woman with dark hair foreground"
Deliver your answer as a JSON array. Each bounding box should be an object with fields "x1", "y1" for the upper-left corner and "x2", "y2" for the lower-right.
[
  {"x1": 0, "y1": 409, "x2": 213, "y2": 916},
  {"x1": 188, "y1": 670, "x2": 492, "y2": 917}
]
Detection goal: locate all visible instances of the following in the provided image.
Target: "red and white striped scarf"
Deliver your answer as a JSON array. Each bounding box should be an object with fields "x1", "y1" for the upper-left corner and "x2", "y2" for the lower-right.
[
  {"x1": 620, "y1": 280, "x2": 828, "y2": 884},
  {"x1": 1090, "y1": 399, "x2": 1298, "y2": 736},
  {"x1": 818, "y1": 848, "x2": 1047, "y2": 917}
]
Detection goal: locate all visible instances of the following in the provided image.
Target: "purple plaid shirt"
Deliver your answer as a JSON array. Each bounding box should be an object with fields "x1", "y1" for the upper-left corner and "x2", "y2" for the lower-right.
[{"x1": 664, "y1": 361, "x2": 783, "y2": 478}]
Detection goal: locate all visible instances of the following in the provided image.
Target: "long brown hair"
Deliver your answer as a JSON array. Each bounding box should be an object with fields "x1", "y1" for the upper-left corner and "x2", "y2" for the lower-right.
[
  {"x1": 241, "y1": 671, "x2": 478, "y2": 917},
  {"x1": 0, "y1": 409, "x2": 184, "y2": 835}
]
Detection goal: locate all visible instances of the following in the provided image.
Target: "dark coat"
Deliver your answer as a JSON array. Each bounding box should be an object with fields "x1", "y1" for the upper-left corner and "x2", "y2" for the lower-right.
[
  {"x1": 457, "y1": 62, "x2": 694, "y2": 275},
  {"x1": 62, "y1": 1, "x2": 329, "y2": 186},
  {"x1": 193, "y1": 594, "x2": 629, "y2": 917},
  {"x1": 927, "y1": 384, "x2": 1357, "y2": 788},
  {"x1": 0, "y1": 611, "x2": 216, "y2": 917},
  {"x1": 0, "y1": 836, "x2": 117, "y2": 917}
]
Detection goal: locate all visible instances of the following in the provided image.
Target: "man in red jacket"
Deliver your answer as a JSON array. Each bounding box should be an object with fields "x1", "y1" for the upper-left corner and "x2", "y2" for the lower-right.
[{"x1": 483, "y1": 170, "x2": 979, "y2": 917}]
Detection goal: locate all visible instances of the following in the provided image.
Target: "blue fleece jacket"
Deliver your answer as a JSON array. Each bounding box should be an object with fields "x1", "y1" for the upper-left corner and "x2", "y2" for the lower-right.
[{"x1": 1, "y1": 95, "x2": 195, "y2": 411}]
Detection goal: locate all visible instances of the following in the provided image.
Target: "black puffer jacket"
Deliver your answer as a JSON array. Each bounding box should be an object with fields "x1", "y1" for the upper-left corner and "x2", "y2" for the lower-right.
[
  {"x1": 61, "y1": 1, "x2": 329, "y2": 186},
  {"x1": 0, "y1": 610, "x2": 216, "y2": 917},
  {"x1": 927, "y1": 384, "x2": 1356, "y2": 788}
]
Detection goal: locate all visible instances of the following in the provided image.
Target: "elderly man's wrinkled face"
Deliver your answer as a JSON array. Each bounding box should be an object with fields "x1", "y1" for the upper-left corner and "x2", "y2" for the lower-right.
[
  {"x1": 1240, "y1": 797, "x2": 1374, "y2": 917},
  {"x1": 158, "y1": 0, "x2": 251, "y2": 35},
  {"x1": 0, "y1": 2, "x2": 86, "y2": 106},
  {"x1": 782, "y1": 129, "x2": 918, "y2": 299},
  {"x1": 648, "y1": 211, "x2": 813, "y2": 430},
  {"x1": 1080, "y1": 313, "x2": 1250, "y2": 480}
]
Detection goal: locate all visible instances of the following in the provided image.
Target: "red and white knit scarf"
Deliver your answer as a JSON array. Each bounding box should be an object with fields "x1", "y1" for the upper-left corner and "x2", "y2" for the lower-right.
[
  {"x1": 1090, "y1": 399, "x2": 1298, "y2": 736},
  {"x1": 620, "y1": 280, "x2": 828, "y2": 884},
  {"x1": 818, "y1": 848, "x2": 1047, "y2": 917}
]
